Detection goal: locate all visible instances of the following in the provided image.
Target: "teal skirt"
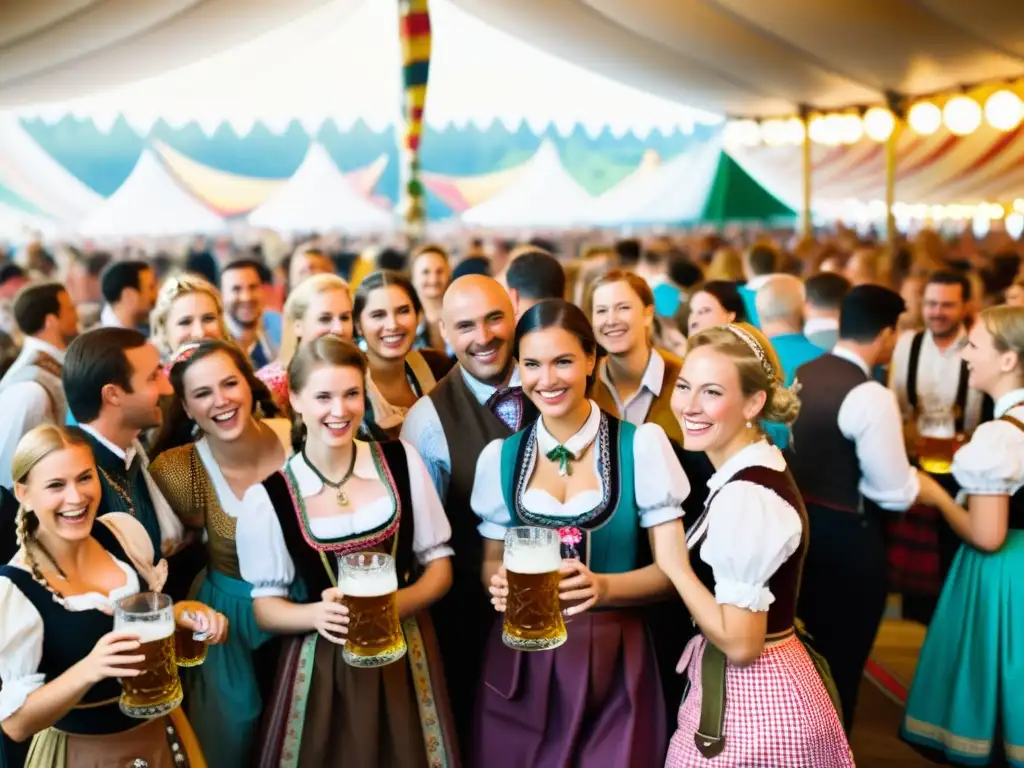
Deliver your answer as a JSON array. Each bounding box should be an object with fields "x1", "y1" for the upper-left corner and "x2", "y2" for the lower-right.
[
  {"x1": 901, "y1": 530, "x2": 1024, "y2": 766},
  {"x1": 184, "y1": 568, "x2": 275, "y2": 768}
]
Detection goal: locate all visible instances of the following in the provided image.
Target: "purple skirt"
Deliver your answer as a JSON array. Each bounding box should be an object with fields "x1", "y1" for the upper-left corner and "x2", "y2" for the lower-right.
[{"x1": 473, "y1": 609, "x2": 667, "y2": 768}]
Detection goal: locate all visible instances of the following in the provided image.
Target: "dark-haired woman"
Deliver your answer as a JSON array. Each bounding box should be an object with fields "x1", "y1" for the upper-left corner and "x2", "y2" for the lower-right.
[
  {"x1": 354, "y1": 271, "x2": 453, "y2": 440},
  {"x1": 472, "y1": 299, "x2": 690, "y2": 767},
  {"x1": 149, "y1": 339, "x2": 290, "y2": 768},
  {"x1": 238, "y1": 334, "x2": 458, "y2": 767},
  {"x1": 687, "y1": 281, "x2": 748, "y2": 335},
  {"x1": 0, "y1": 425, "x2": 226, "y2": 768}
]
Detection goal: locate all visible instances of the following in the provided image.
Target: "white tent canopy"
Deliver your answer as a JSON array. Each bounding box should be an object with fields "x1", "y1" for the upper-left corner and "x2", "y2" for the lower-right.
[
  {"x1": 247, "y1": 142, "x2": 394, "y2": 234},
  {"x1": 78, "y1": 150, "x2": 225, "y2": 238},
  {"x1": 592, "y1": 138, "x2": 725, "y2": 225},
  {"x1": 461, "y1": 141, "x2": 594, "y2": 228},
  {"x1": 0, "y1": 114, "x2": 102, "y2": 226}
]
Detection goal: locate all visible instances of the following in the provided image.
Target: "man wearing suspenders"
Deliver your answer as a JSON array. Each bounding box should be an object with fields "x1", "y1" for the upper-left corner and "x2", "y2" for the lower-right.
[{"x1": 889, "y1": 271, "x2": 990, "y2": 623}]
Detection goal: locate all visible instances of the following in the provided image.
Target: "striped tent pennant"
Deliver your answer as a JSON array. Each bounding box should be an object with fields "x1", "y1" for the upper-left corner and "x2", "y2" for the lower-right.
[{"x1": 399, "y1": 0, "x2": 431, "y2": 236}]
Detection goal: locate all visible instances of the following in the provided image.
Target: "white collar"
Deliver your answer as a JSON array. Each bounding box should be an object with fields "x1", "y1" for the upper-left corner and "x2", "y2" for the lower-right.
[
  {"x1": 78, "y1": 423, "x2": 138, "y2": 469},
  {"x1": 707, "y1": 439, "x2": 786, "y2": 491},
  {"x1": 100, "y1": 304, "x2": 126, "y2": 329},
  {"x1": 460, "y1": 364, "x2": 522, "y2": 405},
  {"x1": 536, "y1": 400, "x2": 600, "y2": 457},
  {"x1": 830, "y1": 346, "x2": 871, "y2": 377},
  {"x1": 746, "y1": 274, "x2": 777, "y2": 291},
  {"x1": 923, "y1": 327, "x2": 968, "y2": 357},
  {"x1": 23, "y1": 336, "x2": 66, "y2": 364},
  {"x1": 599, "y1": 349, "x2": 664, "y2": 397},
  {"x1": 289, "y1": 441, "x2": 378, "y2": 498},
  {"x1": 803, "y1": 316, "x2": 839, "y2": 335},
  {"x1": 995, "y1": 388, "x2": 1024, "y2": 418}
]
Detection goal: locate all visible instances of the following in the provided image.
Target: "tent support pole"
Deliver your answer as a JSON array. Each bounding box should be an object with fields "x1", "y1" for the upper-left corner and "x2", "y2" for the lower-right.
[
  {"x1": 800, "y1": 106, "x2": 812, "y2": 237},
  {"x1": 884, "y1": 93, "x2": 904, "y2": 246}
]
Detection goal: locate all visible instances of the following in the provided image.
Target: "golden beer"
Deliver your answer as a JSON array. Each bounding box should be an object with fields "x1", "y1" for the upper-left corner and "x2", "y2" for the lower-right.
[
  {"x1": 338, "y1": 552, "x2": 407, "y2": 668},
  {"x1": 915, "y1": 407, "x2": 964, "y2": 476},
  {"x1": 174, "y1": 625, "x2": 208, "y2": 668},
  {"x1": 502, "y1": 527, "x2": 567, "y2": 652},
  {"x1": 114, "y1": 593, "x2": 182, "y2": 719}
]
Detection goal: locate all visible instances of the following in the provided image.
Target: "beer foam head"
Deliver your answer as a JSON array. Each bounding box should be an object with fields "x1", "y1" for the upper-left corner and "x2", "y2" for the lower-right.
[
  {"x1": 127, "y1": 618, "x2": 175, "y2": 643},
  {"x1": 338, "y1": 568, "x2": 398, "y2": 597},
  {"x1": 504, "y1": 544, "x2": 562, "y2": 575}
]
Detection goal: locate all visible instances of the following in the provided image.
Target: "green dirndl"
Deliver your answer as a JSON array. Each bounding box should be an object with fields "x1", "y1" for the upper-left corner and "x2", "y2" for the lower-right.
[
  {"x1": 901, "y1": 531, "x2": 1024, "y2": 766},
  {"x1": 184, "y1": 569, "x2": 276, "y2": 768}
]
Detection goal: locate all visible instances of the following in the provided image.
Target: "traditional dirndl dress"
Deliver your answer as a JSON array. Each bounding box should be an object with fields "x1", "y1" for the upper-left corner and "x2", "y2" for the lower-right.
[
  {"x1": 150, "y1": 430, "x2": 290, "y2": 768},
  {"x1": 471, "y1": 403, "x2": 691, "y2": 767},
  {"x1": 237, "y1": 440, "x2": 459, "y2": 768},
  {"x1": 666, "y1": 441, "x2": 853, "y2": 768},
  {"x1": 902, "y1": 401, "x2": 1024, "y2": 765},
  {"x1": 0, "y1": 514, "x2": 206, "y2": 768}
]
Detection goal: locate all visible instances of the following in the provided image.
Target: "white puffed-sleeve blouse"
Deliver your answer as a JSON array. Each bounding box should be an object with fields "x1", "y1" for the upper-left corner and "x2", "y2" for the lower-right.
[
  {"x1": 0, "y1": 514, "x2": 159, "y2": 721},
  {"x1": 237, "y1": 440, "x2": 454, "y2": 599},
  {"x1": 688, "y1": 440, "x2": 803, "y2": 613},
  {"x1": 471, "y1": 400, "x2": 690, "y2": 541},
  {"x1": 952, "y1": 393, "x2": 1024, "y2": 496}
]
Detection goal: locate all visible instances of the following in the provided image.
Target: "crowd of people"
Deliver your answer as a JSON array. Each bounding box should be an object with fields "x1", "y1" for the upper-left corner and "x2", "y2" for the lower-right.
[{"x1": 0, "y1": 225, "x2": 1022, "y2": 767}]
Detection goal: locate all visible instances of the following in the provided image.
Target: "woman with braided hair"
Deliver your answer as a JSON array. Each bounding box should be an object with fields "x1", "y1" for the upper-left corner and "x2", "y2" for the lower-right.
[
  {"x1": 0, "y1": 424, "x2": 227, "y2": 767},
  {"x1": 653, "y1": 323, "x2": 852, "y2": 767}
]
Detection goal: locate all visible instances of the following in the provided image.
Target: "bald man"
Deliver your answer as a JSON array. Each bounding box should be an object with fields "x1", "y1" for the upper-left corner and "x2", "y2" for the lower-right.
[{"x1": 401, "y1": 274, "x2": 537, "y2": 752}]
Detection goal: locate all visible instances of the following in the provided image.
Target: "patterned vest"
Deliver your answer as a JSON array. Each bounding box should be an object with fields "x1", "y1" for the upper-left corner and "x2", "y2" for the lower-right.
[
  {"x1": 0, "y1": 347, "x2": 66, "y2": 422},
  {"x1": 590, "y1": 347, "x2": 684, "y2": 446},
  {"x1": 498, "y1": 414, "x2": 639, "y2": 574}
]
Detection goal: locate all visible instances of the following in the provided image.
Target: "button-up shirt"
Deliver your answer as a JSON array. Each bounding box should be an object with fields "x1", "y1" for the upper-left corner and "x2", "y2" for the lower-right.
[{"x1": 596, "y1": 351, "x2": 664, "y2": 426}]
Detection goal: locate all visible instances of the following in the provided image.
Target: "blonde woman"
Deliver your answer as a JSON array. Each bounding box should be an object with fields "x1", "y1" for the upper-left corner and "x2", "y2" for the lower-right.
[
  {"x1": 655, "y1": 324, "x2": 851, "y2": 767},
  {"x1": 703, "y1": 247, "x2": 745, "y2": 282},
  {"x1": 0, "y1": 425, "x2": 226, "y2": 767},
  {"x1": 256, "y1": 273, "x2": 353, "y2": 411},
  {"x1": 903, "y1": 306, "x2": 1024, "y2": 765},
  {"x1": 150, "y1": 273, "x2": 230, "y2": 360}
]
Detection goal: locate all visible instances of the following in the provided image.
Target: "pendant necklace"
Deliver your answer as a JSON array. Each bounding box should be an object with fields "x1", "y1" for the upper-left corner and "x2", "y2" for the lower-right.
[{"x1": 303, "y1": 446, "x2": 358, "y2": 507}]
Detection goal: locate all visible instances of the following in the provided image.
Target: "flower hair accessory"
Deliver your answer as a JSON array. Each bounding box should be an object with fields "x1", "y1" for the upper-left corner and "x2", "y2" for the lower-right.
[{"x1": 724, "y1": 324, "x2": 774, "y2": 379}]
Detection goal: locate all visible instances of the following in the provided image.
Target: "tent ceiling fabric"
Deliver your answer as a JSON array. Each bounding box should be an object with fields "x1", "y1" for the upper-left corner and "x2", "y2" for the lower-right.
[
  {"x1": 0, "y1": 0, "x2": 349, "y2": 108},
  {"x1": 449, "y1": 0, "x2": 1024, "y2": 116}
]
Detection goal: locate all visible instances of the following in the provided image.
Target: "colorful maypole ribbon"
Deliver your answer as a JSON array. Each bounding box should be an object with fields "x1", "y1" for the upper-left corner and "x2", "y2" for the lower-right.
[{"x1": 398, "y1": 0, "x2": 431, "y2": 239}]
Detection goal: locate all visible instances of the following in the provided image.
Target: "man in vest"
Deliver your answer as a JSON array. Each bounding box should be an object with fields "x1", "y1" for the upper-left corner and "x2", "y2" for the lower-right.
[
  {"x1": 401, "y1": 274, "x2": 534, "y2": 755},
  {"x1": 62, "y1": 328, "x2": 188, "y2": 593},
  {"x1": 889, "y1": 270, "x2": 986, "y2": 623},
  {"x1": 0, "y1": 282, "x2": 79, "y2": 489},
  {"x1": 789, "y1": 285, "x2": 933, "y2": 732}
]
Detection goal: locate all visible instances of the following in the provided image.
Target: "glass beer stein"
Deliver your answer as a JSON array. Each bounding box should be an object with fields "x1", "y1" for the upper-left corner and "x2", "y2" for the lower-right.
[
  {"x1": 114, "y1": 592, "x2": 183, "y2": 718},
  {"x1": 916, "y1": 405, "x2": 963, "y2": 475},
  {"x1": 502, "y1": 527, "x2": 567, "y2": 652},
  {"x1": 338, "y1": 552, "x2": 407, "y2": 668},
  {"x1": 174, "y1": 622, "x2": 208, "y2": 668}
]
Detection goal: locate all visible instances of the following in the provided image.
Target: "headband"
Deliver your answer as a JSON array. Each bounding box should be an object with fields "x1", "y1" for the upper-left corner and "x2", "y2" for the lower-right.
[
  {"x1": 170, "y1": 341, "x2": 203, "y2": 369},
  {"x1": 724, "y1": 324, "x2": 775, "y2": 379}
]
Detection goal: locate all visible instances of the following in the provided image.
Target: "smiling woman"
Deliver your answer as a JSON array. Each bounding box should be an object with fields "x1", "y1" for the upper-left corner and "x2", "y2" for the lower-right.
[
  {"x1": 353, "y1": 271, "x2": 453, "y2": 440},
  {"x1": 236, "y1": 333, "x2": 459, "y2": 767},
  {"x1": 470, "y1": 298, "x2": 691, "y2": 767},
  {"x1": 147, "y1": 338, "x2": 290, "y2": 767},
  {"x1": 654, "y1": 323, "x2": 851, "y2": 767},
  {"x1": 0, "y1": 424, "x2": 222, "y2": 768}
]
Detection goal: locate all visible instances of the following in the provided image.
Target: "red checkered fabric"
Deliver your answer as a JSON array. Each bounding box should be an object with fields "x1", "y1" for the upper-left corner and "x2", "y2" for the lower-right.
[
  {"x1": 884, "y1": 502, "x2": 942, "y2": 594},
  {"x1": 666, "y1": 635, "x2": 854, "y2": 767}
]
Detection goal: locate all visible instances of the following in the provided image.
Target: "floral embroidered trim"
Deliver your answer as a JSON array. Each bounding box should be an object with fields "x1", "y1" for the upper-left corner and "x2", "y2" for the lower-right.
[
  {"x1": 278, "y1": 633, "x2": 318, "y2": 768},
  {"x1": 403, "y1": 617, "x2": 453, "y2": 767}
]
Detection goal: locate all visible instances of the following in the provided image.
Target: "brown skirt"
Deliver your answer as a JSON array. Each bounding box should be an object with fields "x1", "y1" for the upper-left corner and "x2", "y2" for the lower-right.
[
  {"x1": 26, "y1": 707, "x2": 206, "y2": 768},
  {"x1": 256, "y1": 614, "x2": 458, "y2": 768}
]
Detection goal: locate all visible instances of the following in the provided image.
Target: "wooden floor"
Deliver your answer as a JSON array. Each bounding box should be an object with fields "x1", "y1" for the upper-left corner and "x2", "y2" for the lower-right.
[{"x1": 849, "y1": 618, "x2": 933, "y2": 767}]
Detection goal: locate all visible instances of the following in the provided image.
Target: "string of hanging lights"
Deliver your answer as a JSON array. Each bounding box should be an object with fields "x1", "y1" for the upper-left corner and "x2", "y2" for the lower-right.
[{"x1": 723, "y1": 80, "x2": 1024, "y2": 148}]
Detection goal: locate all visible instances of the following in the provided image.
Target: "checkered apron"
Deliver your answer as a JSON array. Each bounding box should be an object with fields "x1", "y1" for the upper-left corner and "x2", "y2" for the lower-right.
[{"x1": 666, "y1": 635, "x2": 854, "y2": 767}]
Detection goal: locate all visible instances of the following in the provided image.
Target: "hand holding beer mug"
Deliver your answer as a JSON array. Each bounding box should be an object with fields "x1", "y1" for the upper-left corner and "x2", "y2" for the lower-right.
[
  {"x1": 114, "y1": 593, "x2": 183, "y2": 718},
  {"x1": 338, "y1": 552, "x2": 407, "y2": 668},
  {"x1": 173, "y1": 600, "x2": 229, "y2": 667},
  {"x1": 501, "y1": 527, "x2": 567, "y2": 651}
]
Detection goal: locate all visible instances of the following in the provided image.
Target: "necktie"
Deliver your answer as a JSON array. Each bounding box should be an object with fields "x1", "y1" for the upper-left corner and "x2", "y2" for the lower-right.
[
  {"x1": 125, "y1": 453, "x2": 143, "y2": 484},
  {"x1": 487, "y1": 387, "x2": 525, "y2": 432}
]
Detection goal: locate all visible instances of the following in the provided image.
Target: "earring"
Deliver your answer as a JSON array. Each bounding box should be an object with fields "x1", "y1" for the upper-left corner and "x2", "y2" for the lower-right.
[
  {"x1": 191, "y1": 422, "x2": 201, "y2": 438},
  {"x1": 746, "y1": 421, "x2": 753, "y2": 429}
]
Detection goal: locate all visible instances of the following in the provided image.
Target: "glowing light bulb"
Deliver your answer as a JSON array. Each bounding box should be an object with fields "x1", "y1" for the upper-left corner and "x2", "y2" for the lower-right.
[
  {"x1": 984, "y1": 90, "x2": 1023, "y2": 131},
  {"x1": 908, "y1": 102, "x2": 942, "y2": 135},
  {"x1": 943, "y1": 96, "x2": 982, "y2": 136},
  {"x1": 863, "y1": 107, "x2": 895, "y2": 142}
]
